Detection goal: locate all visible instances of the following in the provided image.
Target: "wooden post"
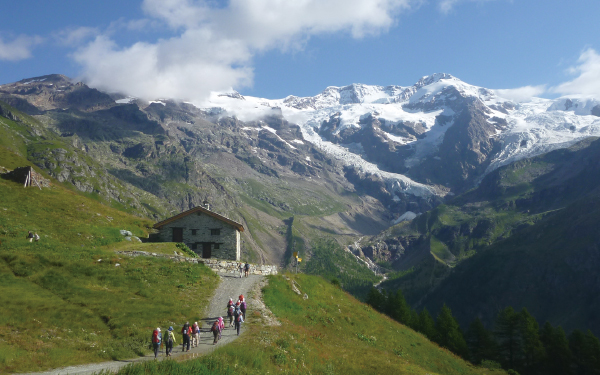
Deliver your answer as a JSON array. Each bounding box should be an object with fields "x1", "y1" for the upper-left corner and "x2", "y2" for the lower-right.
[{"x1": 31, "y1": 170, "x2": 42, "y2": 190}]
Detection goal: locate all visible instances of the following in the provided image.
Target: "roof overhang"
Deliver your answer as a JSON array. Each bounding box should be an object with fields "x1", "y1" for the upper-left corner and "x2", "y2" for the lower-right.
[{"x1": 153, "y1": 206, "x2": 244, "y2": 232}]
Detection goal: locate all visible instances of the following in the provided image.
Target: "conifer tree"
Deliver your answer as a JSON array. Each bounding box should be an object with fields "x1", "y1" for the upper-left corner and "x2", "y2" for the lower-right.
[
  {"x1": 386, "y1": 289, "x2": 413, "y2": 327},
  {"x1": 495, "y1": 306, "x2": 521, "y2": 370},
  {"x1": 418, "y1": 308, "x2": 438, "y2": 341},
  {"x1": 435, "y1": 304, "x2": 469, "y2": 357},
  {"x1": 466, "y1": 317, "x2": 498, "y2": 364},
  {"x1": 518, "y1": 308, "x2": 545, "y2": 374},
  {"x1": 409, "y1": 309, "x2": 420, "y2": 331},
  {"x1": 569, "y1": 329, "x2": 600, "y2": 375},
  {"x1": 540, "y1": 322, "x2": 573, "y2": 375},
  {"x1": 366, "y1": 287, "x2": 386, "y2": 312}
]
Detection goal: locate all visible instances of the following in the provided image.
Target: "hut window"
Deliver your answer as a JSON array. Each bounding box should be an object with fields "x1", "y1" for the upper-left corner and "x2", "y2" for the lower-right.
[
  {"x1": 214, "y1": 243, "x2": 220, "y2": 250},
  {"x1": 191, "y1": 229, "x2": 197, "y2": 235},
  {"x1": 210, "y1": 229, "x2": 220, "y2": 236}
]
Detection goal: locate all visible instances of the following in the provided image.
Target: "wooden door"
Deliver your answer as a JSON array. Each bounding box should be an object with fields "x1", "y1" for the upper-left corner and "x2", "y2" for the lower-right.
[
  {"x1": 202, "y1": 243, "x2": 212, "y2": 258},
  {"x1": 172, "y1": 227, "x2": 183, "y2": 242}
]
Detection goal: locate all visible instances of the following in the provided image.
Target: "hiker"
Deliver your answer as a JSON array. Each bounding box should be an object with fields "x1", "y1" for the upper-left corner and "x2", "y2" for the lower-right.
[
  {"x1": 181, "y1": 321, "x2": 191, "y2": 352},
  {"x1": 152, "y1": 327, "x2": 162, "y2": 358},
  {"x1": 240, "y1": 298, "x2": 247, "y2": 320},
  {"x1": 244, "y1": 262, "x2": 250, "y2": 277},
  {"x1": 27, "y1": 231, "x2": 34, "y2": 242},
  {"x1": 191, "y1": 322, "x2": 200, "y2": 348},
  {"x1": 227, "y1": 301, "x2": 235, "y2": 327},
  {"x1": 34, "y1": 232, "x2": 40, "y2": 242},
  {"x1": 165, "y1": 326, "x2": 176, "y2": 357},
  {"x1": 234, "y1": 306, "x2": 244, "y2": 336},
  {"x1": 218, "y1": 317, "x2": 224, "y2": 339},
  {"x1": 211, "y1": 319, "x2": 221, "y2": 345},
  {"x1": 238, "y1": 263, "x2": 244, "y2": 278}
]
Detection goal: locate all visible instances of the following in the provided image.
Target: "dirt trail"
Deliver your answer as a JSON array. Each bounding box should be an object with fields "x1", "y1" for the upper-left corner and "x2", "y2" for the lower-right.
[{"x1": 21, "y1": 274, "x2": 264, "y2": 375}]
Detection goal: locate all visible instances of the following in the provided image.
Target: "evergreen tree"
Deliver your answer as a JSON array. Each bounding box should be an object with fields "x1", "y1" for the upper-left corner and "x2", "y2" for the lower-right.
[
  {"x1": 569, "y1": 329, "x2": 600, "y2": 375},
  {"x1": 495, "y1": 306, "x2": 521, "y2": 370},
  {"x1": 540, "y1": 322, "x2": 573, "y2": 375},
  {"x1": 518, "y1": 308, "x2": 545, "y2": 374},
  {"x1": 435, "y1": 304, "x2": 469, "y2": 357},
  {"x1": 386, "y1": 289, "x2": 413, "y2": 327},
  {"x1": 418, "y1": 308, "x2": 438, "y2": 341},
  {"x1": 409, "y1": 309, "x2": 420, "y2": 331},
  {"x1": 466, "y1": 317, "x2": 498, "y2": 364},
  {"x1": 366, "y1": 287, "x2": 386, "y2": 312}
]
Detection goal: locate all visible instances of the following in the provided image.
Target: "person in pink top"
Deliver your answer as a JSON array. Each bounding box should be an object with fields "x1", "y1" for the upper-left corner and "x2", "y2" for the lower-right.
[{"x1": 218, "y1": 317, "x2": 224, "y2": 339}]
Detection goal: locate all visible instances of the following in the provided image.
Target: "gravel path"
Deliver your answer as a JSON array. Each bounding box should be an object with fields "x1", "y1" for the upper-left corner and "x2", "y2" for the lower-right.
[{"x1": 20, "y1": 274, "x2": 264, "y2": 375}]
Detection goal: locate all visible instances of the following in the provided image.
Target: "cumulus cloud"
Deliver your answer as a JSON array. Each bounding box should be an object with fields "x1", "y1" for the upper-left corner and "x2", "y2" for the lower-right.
[
  {"x1": 0, "y1": 35, "x2": 42, "y2": 61},
  {"x1": 74, "y1": 0, "x2": 416, "y2": 102},
  {"x1": 494, "y1": 85, "x2": 547, "y2": 102},
  {"x1": 552, "y1": 48, "x2": 600, "y2": 98}
]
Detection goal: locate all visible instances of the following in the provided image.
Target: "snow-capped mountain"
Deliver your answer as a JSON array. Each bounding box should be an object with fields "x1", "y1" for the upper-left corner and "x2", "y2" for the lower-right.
[{"x1": 202, "y1": 73, "x2": 600, "y2": 200}]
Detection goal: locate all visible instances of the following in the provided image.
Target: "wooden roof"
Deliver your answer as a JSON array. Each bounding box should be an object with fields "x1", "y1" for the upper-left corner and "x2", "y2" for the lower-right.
[{"x1": 153, "y1": 206, "x2": 244, "y2": 232}]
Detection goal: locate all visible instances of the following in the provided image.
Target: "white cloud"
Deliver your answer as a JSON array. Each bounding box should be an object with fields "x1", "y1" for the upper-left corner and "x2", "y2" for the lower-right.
[
  {"x1": 438, "y1": 0, "x2": 497, "y2": 14},
  {"x1": 54, "y1": 27, "x2": 99, "y2": 46},
  {"x1": 0, "y1": 35, "x2": 42, "y2": 61},
  {"x1": 74, "y1": 0, "x2": 417, "y2": 102},
  {"x1": 494, "y1": 85, "x2": 547, "y2": 102},
  {"x1": 552, "y1": 48, "x2": 600, "y2": 98}
]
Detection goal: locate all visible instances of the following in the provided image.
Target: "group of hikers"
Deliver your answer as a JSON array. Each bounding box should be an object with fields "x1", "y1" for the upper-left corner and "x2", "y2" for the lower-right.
[
  {"x1": 239, "y1": 262, "x2": 250, "y2": 278},
  {"x1": 150, "y1": 294, "x2": 247, "y2": 358}
]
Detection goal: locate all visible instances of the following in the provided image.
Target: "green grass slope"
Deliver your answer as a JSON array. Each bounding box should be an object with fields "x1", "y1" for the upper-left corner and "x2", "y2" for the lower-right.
[
  {"x1": 0, "y1": 152, "x2": 219, "y2": 373},
  {"x1": 112, "y1": 273, "x2": 506, "y2": 375},
  {"x1": 380, "y1": 137, "x2": 600, "y2": 303}
]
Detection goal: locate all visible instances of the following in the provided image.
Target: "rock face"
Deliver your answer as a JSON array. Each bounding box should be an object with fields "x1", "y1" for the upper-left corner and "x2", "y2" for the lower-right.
[
  {"x1": 0, "y1": 74, "x2": 116, "y2": 112},
  {"x1": 410, "y1": 98, "x2": 500, "y2": 191}
]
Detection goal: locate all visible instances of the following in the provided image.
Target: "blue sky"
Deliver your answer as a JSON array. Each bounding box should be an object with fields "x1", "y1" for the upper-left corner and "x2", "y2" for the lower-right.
[{"x1": 1, "y1": 0, "x2": 599, "y2": 102}]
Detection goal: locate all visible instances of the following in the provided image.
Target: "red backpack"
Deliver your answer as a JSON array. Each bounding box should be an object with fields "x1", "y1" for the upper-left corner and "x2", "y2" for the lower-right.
[{"x1": 211, "y1": 321, "x2": 220, "y2": 333}]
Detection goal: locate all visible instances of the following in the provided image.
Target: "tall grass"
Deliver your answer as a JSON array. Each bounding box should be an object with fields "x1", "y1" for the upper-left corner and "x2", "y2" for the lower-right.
[
  {"x1": 111, "y1": 273, "x2": 506, "y2": 375},
  {"x1": 0, "y1": 173, "x2": 219, "y2": 373}
]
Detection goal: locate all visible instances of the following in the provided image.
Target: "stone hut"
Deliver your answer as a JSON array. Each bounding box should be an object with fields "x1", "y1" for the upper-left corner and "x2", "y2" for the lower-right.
[{"x1": 153, "y1": 206, "x2": 244, "y2": 261}]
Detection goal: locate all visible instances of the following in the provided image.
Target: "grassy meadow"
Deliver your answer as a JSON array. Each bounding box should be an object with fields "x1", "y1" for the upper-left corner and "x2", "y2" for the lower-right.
[
  {"x1": 111, "y1": 273, "x2": 506, "y2": 375},
  {"x1": 0, "y1": 156, "x2": 219, "y2": 373}
]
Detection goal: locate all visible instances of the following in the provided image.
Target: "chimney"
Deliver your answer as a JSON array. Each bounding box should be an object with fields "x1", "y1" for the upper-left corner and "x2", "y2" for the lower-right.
[{"x1": 203, "y1": 199, "x2": 210, "y2": 211}]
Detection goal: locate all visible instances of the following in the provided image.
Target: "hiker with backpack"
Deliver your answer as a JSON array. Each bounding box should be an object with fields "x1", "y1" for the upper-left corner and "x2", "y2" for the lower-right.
[
  {"x1": 244, "y1": 262, "x2": 250, "y2": 277},
  {"x1": 227, "y1": 301, "x2": 235, "y2": 327},
  {"x1": 234, "y1": 306, "x2": 244, "y2": 336},
  {"x1": 238, "y1": 263, "x2": 244, "y2": 278},
  {"x1": 181, "y1": 322, "x2": 191, "y2": 352},
  {"x1": 165, "y1": 326, "x2": 176, "y2": 357},
  {"x1": 191, "y1": 322, "x2": 200, "y2": 348},
  {"x1": 240, "y1": 298, "x2": 247, "y2": 320},
  {"x1": 151, "y1": 327, "x2": 162, "y2": 358},
  {"x1": 211, "y1": 319, "x2": 221, "y2": 345}
]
